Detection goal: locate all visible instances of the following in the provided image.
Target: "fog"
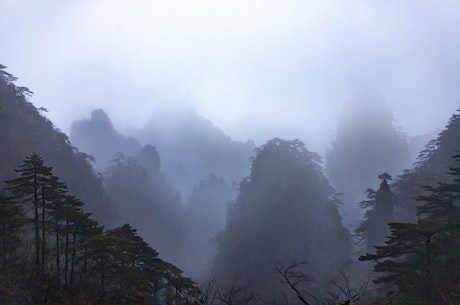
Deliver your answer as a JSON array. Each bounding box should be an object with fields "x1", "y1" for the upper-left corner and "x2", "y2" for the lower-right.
[
  {"x1": 3, "y1": 2, "x2": 460, "y2": 303},
  {"x1": 1, "y1": 0, "x2": 460, "y2": 155}
]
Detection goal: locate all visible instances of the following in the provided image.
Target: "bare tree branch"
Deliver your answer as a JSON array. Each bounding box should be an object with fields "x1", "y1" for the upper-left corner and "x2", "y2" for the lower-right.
[{"x1": 275, "y1": 262, "x2": 315, "y2": 305}]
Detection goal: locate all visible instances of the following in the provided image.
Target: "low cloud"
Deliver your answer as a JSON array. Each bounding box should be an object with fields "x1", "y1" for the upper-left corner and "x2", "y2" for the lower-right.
[{"x1": 1, "y1": 0, "x2": 459, "y2": 153}]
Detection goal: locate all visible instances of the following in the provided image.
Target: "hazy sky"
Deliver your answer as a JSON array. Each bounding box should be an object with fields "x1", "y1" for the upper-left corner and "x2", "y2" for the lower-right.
[{"x1": 1, "y1": 0, "x2": 459, "y2": 154}]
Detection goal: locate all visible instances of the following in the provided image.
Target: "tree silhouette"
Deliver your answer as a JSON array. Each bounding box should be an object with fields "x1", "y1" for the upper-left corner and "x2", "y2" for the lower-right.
[
  {"x1": 326, "y1": 95, "x2": 409, "y2": 227},
  {"x1": 360, "y1": 154, "x2": 460, "y2": 304},
  {"x1": 5, "y1": 154, "x2": 56, "y2": 277},
  {"x1": 355, "y1": 173, "x2": 396, "y2": 253}
]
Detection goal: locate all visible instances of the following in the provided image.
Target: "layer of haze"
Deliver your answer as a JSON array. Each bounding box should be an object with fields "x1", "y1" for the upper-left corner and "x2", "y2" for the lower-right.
[{"x1": 1, "y1": 0, "x2": 460, "y2": 154}]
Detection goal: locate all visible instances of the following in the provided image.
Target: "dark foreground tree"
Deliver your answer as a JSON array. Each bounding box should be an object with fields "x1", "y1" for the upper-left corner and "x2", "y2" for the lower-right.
[
  {"x1": 360, "y1": 154, "x2": 460, "y2": 304},
  {"x1": 4, "y1": 153, "x2": 60, "y2": 278},
  {"x1": 0, "y1": 154, "x2": 200, "y2": 305}
]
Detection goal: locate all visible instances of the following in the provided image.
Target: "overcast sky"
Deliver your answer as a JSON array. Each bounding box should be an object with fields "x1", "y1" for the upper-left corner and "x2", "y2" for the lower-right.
[{"x1": 1, "y1": 0, "x2": 459, "y2": 154}]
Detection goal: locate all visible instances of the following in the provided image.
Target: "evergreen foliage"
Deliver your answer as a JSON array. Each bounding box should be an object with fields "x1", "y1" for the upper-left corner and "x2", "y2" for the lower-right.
[
  {"x1": 326, "y1": 95, "x2": 410, "y2": 209},
  {"x1": 393, "y1": 110, "x2": 460, "y2": 221},
  {"x1": 360, "y1": 155, "x2": 460, "y2": 304},
  {"x1": 3, "y1": 64, "x2": 460, "y2": 305},
  {"x1": 355, "y1": 173, "x2": 396, "y2": 253},
  {"x1": 0, "y1": 65, "x2": 118, "y2": 225},
  {"x1": 213, "y1": 138, "x2": 351, "y2": 299},
  {"x1": 0, "y1": 154, "x2": 198, "y2": 305},
  {"x1": 103, "y1": 149, "x2": 186, "y2": 265}
]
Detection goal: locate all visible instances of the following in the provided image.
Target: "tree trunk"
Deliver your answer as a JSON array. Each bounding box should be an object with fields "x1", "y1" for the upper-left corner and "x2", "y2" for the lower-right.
[
  {"x1": 55, "y1": 217, "x2": 60, "y2": 289},
  {"x1": 41, "y1": 192, "x2": 46, "y2": 277},
  {"x1": 64, "y1": 217, "x2": 69, "y2": 288},
  {"x1": 33, "y1": 171, "x2": 40, "y2": 277}
]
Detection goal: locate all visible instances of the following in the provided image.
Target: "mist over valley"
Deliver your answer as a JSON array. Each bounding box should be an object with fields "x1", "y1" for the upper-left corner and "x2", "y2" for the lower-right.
[{"x1": 1, "y1": 1, "x2": 460, "y2": 304}]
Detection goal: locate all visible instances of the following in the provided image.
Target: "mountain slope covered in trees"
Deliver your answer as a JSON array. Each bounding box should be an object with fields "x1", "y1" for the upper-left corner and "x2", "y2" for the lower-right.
[
  {"x1": 2, "y1": 63, "x2": 460, "y2": 304},
  {"x1": 393, "y1": 110, "x2": 460, "y2": 221},
  {"x1": 213, "y1": 138, "x2": 352, "y2": 300},
  {"x1": 103, "y1": 145, "x2": 187, "y2": 266},
  {"x1": 0, "y1": 153, "x2": 197, "y2": 304},
  {"x1": 0, "y1": 65, "x2": 118, "y2": 225}
]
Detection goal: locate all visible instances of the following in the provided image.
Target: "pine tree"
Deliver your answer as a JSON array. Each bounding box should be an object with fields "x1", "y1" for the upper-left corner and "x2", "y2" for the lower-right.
[
  {"x1": 360, "y1": 219, "x2": 442, "y2": 304},
  {"x1": 43, "y1": 175, "x2": 69, "y2": 286},
  {"x1": 69, "y1": 209, "x2": 100, "y2": 298},
  {"x1": 106, "y1": 224, "x2": 149, "y2": 303},
  {"x1": 393, "y1": 110, "x2": 460, "y2": 221},
  {"x1": 60, "y1": 195, "x2": 84, "y2": 289},
  {"x1": 0, "y1": 152, "x2": 201, "y2": 304},
  {"x1": 355, "y1": 173, "x2": 396, "y2": 253},
  {"x1": 79, "y1": 223, "x2": 198, "y2": 304},
  {"x1": 360, "y1": 155, "x2": 460, "y2": 304},
  {"x1": 5, "y1": 153, "x2": 54, "y2": 277},
  {"x1": 326, "y1": 95, "x2": 409, "y2": 227}
]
